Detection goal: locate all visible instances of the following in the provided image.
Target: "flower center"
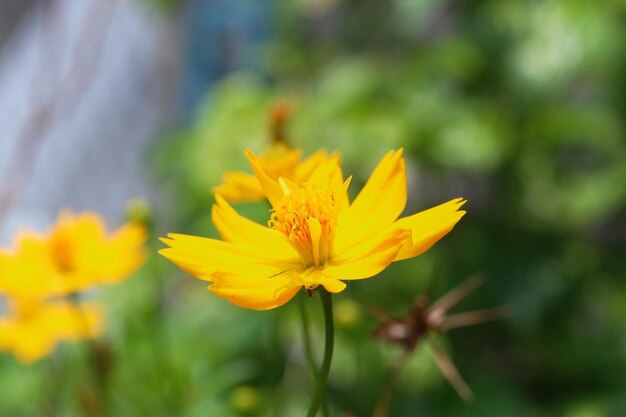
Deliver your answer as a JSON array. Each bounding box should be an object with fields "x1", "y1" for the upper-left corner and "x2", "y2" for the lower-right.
[
  {"x1": 50, "y1": 235, "x2": 75, "y2": 273},
  {"x1": 269, "y1": 184, "x2": 337, "y2": 266}
]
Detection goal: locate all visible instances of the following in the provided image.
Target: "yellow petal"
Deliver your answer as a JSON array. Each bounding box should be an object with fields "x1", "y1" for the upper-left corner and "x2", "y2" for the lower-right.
[
  {"x1": 159, "y1": 233, "x2": 301, "y2": 281},
  {"x1": 324, "y1": 229, "x2": 410, "y2": 280},
  {"x1": 0, "y1": 317, "x2": 56, "y2": 363},
  {"x1": 213, "y1": 172, "x2": 265, "y2": 203},
  {"x1": 212, "y1": 195, "x2": 302, "y2": 262},
  {"x1": 245, "y1": 149, "x2": 285, "y2": 207},
  {"x1": 0, "y1": 301, "x2": 102, "y2": 363},
  {"x1": 310, "y1": 270, "x2": 347, "y2": 293},
  {"x1": 306, "y1": 153, "x2": 343, "y2": 185},
  {"x1": 43, "y1": 301, "x2": 103, "y2": 340},
  {"x1": 95, "y1": 222, "x2": 147, "y2": 284},
  {"x1": 302, "y1": 153, "x2": 349, "y2": 221},
  {"x1": 159, "y1": 241, "x2": 257, "y2": 280},
  {"x1": 13, "y1": 230, "x2": 48, "y2": 256},
  {"x1": 277, "y1": 177, "x2": 300, "y2": 196},
  {"x1": 392, "y1": 198, "x2": 467, "y2": 261},
  {"x1": 293, "y1": 149, "x2": 329, "y2": 183},
  {"x1": 208, "y1": 270, "x2": 301, "y2": 310},
  {"x1": 320, "y1": 278, "x2": 347, "y2": 293},
  {"x1": 258, "y1": 144, "x2": 302, "y2": 179},
  {"x1": 294, "y1": 268, "x2": 347, "y2": 293},
  {"x1": 54, "y1": 211, "x2": 107, "y2": 254},
  {"x1": 334, "y1": 149, "x2": 407, "y2": 253},
  {"x1": 159, "y1": 239, "x2": 250, "y2": 279},
  {"x1": 0, "y1": 236, "x2": 70, "y2": 298},
  {"x1": 0, "y1": 319, "x2": 16, "y2": 352}
]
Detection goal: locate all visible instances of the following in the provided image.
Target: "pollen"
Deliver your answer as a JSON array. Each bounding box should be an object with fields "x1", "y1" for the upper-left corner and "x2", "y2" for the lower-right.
[{"x1": 269, "y1": 184, "x2": 337, "y2": 266}]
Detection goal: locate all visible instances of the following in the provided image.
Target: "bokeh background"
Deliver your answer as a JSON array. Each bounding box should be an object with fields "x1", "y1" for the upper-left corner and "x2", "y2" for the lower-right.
[{"x1": 1, "y1": 0, "x2": 625, "y2": 416}]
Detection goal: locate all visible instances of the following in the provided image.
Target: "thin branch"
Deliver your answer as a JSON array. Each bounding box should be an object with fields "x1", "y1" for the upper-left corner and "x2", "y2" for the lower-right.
[
  {"x1": 427, "y1": 275, "x2": 483, "y2": 326},
  {"x1": 428, "y1": 338, "x2": 474, "y2": 402},
  {"x1": 439, "y1": 306, "x2": 512, "y2": 331}
]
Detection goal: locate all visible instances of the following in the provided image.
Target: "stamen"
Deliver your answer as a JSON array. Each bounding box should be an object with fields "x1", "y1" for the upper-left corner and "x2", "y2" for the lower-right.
[{"x1": 269, "y1": 184, "x2": 338, "y2": 266}]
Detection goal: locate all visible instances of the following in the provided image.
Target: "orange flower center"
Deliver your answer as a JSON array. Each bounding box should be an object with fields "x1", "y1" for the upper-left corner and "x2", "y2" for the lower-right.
[
  {"x1": 50, "y1": 235, "x2": 75, "y2": 273},
  {"x1": 269, "y1": 184, "x2": 337, "y2": 266}
]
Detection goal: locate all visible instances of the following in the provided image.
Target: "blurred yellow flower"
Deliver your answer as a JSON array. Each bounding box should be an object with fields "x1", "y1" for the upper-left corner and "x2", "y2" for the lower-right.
[
  {"x1": 213, "y1": 143, "x2": 333, "y2": 203},
  {"x1": 0, "y1": 299, "x2": 102, "y2": 363},
  {"x1": 0, "y1": 210, "x2": 146, "y2": 363},
  {"x1": 0, "y1": 211, "x2": 147, "y2": 298},
  {"x1": 161, "y1": 149, "x2": 466, "y2": 310}
]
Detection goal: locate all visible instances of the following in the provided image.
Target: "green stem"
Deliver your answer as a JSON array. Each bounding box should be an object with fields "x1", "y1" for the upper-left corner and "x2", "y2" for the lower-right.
[
  {"x1": 70, "y1": 294, "x2": 109, "y2": 417},
  {"x1": 42, "y1": 355, "x2": 62, "y2": 417},
  {"x1": 306, "y1": 290, "x2": 334, "y2": 417},
  {"x1": 299, "y1": 298, "x2": 318, "y2": 380},
  {"x1": 298, "y1": 298, "x2": 330, "y2": 417}
]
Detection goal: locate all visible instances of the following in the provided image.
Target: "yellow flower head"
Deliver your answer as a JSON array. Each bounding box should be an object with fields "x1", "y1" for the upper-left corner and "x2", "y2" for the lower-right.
[
  {"x1": 0, "y1": 211, "x2": 147, "y2": 298},
  {"x1": 160, "y1": 149, "x2": 466, "y2": 310},
  {"x1": 213, "y1": 144, "x2": 334, "y2": 203},
  {"x1": 0, "y1": 298, "x2": 102, "y2": 363}
]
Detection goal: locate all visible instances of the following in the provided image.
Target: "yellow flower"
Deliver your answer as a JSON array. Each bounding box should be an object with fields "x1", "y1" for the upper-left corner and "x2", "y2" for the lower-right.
[
  {"x1": 213, "y1": 143, "x2": 334, "y2": 203},
  {"x1": 0, "y1": 211, "x2": 147, "y2": 298},
  {"x1": 160, "y1": 149, "x2": 466, "y2": 310},
  {"x1": 0, "y1": 298, "x2": 102, "y2": 363}
]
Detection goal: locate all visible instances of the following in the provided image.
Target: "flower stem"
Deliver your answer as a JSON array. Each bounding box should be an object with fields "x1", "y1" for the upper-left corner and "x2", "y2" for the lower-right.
[
  {"x1": 306, "y1": 289, "x2": 334, "y2": 417},
  {"x1": 298, "y1": 298, "x2": 330, "y2": 417},
  {"x1": 299, "y1": 298, "x2": 318, "y2": 380}
]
